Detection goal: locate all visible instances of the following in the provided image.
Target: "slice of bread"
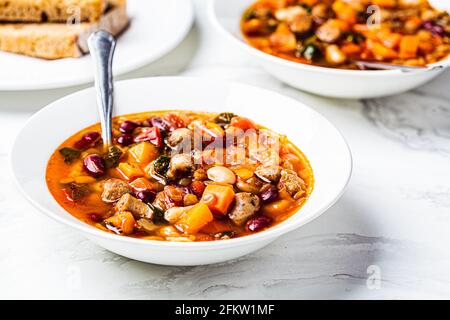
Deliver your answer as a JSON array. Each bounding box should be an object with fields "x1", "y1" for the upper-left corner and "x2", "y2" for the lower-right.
[
  {"x1": 0, "y1": 0, "x2": 107, "y2": 23},
  {"x1": 0, "y1": 4, "x2": 129, "y2": 59}
]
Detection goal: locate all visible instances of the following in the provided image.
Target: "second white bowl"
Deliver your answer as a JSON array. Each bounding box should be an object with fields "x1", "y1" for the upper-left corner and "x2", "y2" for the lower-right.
[{"x1": 209, "y1": 0, "x2": 450, "y2": 99}]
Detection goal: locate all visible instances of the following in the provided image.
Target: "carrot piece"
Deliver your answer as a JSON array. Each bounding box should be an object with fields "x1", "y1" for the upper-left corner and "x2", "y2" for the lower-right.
[
  {"x1": 117, "y1": 162, "x2": 145, "y2": 181},
  {"x1": 340, "y1": 43, "x2": 361, "y2": 55},
  {"x1": 176, "y1": 203, "x2": 214, "y2": 234},
  {"x1": 419, "y1": 42, "x2": 434, "y2": 54},
  {"x1": 200, "y1": 219, "x2": 232, "y2": 234},
  {"x1": 399, "y1": 35, "x2": 419, "y2": 59},
  {"x1": 327, "y1": 18, "x2": 350, "y2": 32},
  {"x1": 230, "y1": 116, "x2": 257, "y2": 130},
  {"x1": 332, "y1": 1, "x2": 357, "y2": 24},
  {"x1": 200, "y1": 184, "x2": 235, "y2": 216},
  {"x1": 128, "y1": 142, "x2": 159, "y2": 165},
  {"x1": 360, "y1": 47, "x2": 373, "y2": 60},
  {"x1": 129, "y1": 177, "x2": 155, "y2": 192},
  {"x1": 372, "y1": 0, "x2": 396, "y2": 8},
  {"x1": 262, "y1": 200, "x2": 292, "y2": 218},
  {"x1": 377, "y1": 30, "x2": 402, "y2": 49},
  {"x1": 105, "y1": 211, "x2": 136, "y2": 235},
  {"x1": 300, "y1": 0, "x2": 319, "y2": 7},
  {"x1": 353, "y1": 24, "x2": 370, "y2": 33},
  {"x1": 431, "y1": 35, "x2": 443, "y2": 46},
  {"x1": 404, "y1": 16, "x2": 422, "y2": 33},
  {"x1": 192, "y1": 121, "x2": 224, "y2": 139},
  {"x1": 369, "y1": 40, "x2": 398, "y2": 60}
]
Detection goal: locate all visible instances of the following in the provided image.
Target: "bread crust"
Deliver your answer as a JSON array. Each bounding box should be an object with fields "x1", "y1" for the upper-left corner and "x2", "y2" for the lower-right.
[
  {"x1": 0, "y1": 0, "x2": 108, "y2": 23},
  {"x1": 0, "y1": 4, "x2": 129, "y2": 59}
]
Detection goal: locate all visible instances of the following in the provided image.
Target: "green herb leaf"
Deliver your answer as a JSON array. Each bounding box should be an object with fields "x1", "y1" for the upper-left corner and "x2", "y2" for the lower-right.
[
  {"x1": 59, "y1": 147, "x2": 81, "y2": 164},
  {"x1": 153, "y1": 155, "x2": 171, "y2": 176},
  {"x1": 214, "y1": 231, "x2": 235, "y2": 240},
  {"x1": 214, "y1": 112, "x2": 236, "y2": 125},
  {"x1": 148, "y1": 203, "x2": 165, "y2": 222},
  {"x1": 103, "y1": 145, "x2": 123, "y2": 169},
  {"x1": 302, "y1": 44, "x2": 320, "y2": 61},
  {"x1": 243, "y1": 8, "x2": 257, "y2": 21},
  {"x1": 62, "y1": 183, "x2": 89, "y2": 201},
  {"x1": 344, "y1": 31, "x2": 365, "y2": 44}
]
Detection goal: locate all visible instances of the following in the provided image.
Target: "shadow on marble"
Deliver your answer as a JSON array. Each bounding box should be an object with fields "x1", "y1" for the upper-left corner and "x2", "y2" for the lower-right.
[
  {"x1": 97, "y1": 196, "x2": 392, "y2": 299},
  {"x1": 0, "y1": 23, "x2": 200, "y2": 113},
  {"x1": 361, "y1": 69, "x2": 450, "y2": 155}
]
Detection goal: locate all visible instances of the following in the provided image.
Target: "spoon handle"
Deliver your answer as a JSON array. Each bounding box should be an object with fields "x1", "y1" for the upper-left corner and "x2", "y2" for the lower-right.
[
  {"x1": 355, "y1": 60, "x2": 444, "y2": 73},
  {"x1": 88, "y1": 31, "x2": 117, "y2": 148}
]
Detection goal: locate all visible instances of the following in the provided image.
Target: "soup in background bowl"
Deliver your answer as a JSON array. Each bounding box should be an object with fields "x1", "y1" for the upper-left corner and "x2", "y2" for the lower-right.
[
  {"x1": 241, "y1": 0, "x2": 450, "y2": 69},
  {"x1": 210, "y1": 0, "x2": 450, "y2": 98}
]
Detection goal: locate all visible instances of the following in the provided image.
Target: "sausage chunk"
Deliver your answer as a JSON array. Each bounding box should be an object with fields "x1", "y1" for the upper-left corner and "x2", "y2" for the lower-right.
[
  {"x1": 255, "y1": 165, "x2": 282, "y2": 183},
  {"x1": 278, "y1": 169, "x2": 305, "y2": 197},
  {"x1": 274, "y1": 6, "x2": 307, "y2": 22},
  {"x1": 136, "y1": 219, "x2": 159, "y2": 233},
  {"x1": 228, "y1": 193, "x2": 261, "y2": 226},
  {"x1": 115, "y1": 193, "x2": 154, "y2": 220},
  {"x1": 275, "y1": 5, "x2": 312, "y2": 34},
  {"x1": 166, "y1": 154, "x2": 194, "y2": 180},
  {"x1": 101, "y1": 178, "x2": 131, "y2": 203},
  {"x1": 289, "y1": 15, "x2": 312, "y2": 33},
  {"x1": 316, "y1": 20, "x2": 341, "y2": 43},
  {"x1": 168, "y1": 128, "x2": 192, "y2": 149},
  {"x1": 311, "y1": 3, "x2": 330, "y2": 23},
  {"x1": 152, "y1": 191, "x2": 169, "y2": 212},
  {"x1": 269, "y1": 23, "x2": 297, "y2": 53}
]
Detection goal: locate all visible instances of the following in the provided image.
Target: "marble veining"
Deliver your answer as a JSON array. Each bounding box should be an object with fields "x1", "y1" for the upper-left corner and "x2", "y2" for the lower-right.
[
  {"x1": 115, "y1": 233, "x2": 447, "y2": 299},
  {"x1": 361, "y1": 85, "x2": 450, "y2": 154}
]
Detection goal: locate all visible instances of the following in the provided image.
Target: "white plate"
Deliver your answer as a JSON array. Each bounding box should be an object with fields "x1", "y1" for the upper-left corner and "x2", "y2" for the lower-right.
[
  {"x1": 209, "y1": 0, "x2": 450, "y2": 99},
  {"x1": 0, "y1": 0, "x2": 193, "y2": 91},
  {"x1": 10, "y1": 77, "x2": 352, "y2": 266}
]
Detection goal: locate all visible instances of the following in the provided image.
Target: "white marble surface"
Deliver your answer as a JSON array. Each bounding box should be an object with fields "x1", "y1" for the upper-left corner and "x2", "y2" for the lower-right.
[{"x1": 1, "y1": 0, "x2": 450, "y2": 299}]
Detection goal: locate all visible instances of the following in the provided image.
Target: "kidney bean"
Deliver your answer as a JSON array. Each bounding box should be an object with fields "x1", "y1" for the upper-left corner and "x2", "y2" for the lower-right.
[
  {"x1": 246, "y1": 216, "x2": 272, "y2": 232},
  {"x1": 83, "y1": 154, "x2": 105, "y2": 177},
  {"x1": 119, "y1": 121, "x2": 140, "y2": 134},
  {"x1": 88, "y1": 213, "x2": 103, "y2": 223},
  {"x1": 164, "y1": 185, "x2": 185, "y2": 206},
  {"x1": 74, "y1": 131, "x2": 100, "y2": 150},
  {"x1": 117, "y1": 134, "x2": 133, "y2": 146},
  {"x1": 431, "y1": 25, "x2": 445, "y2": 37},
  {"x1": 423, "y1": 21, "x2": 445, "y2": 37},
  {"x1": 164, "y1": 113, "x2": 186, "y2": 130},
  {"x1": 134, "y1": 127, "x2": 163, "y2": 147},
  {"x1": 190, "y1": 180, "x2": 206, "y2": 198},
  {"x1": 135, "y1": 190, "x2": 157, "y2": 204},
  {"x1": 150, "y1": 117, "x2": 171, "y2": 132},
  {"x1": 260, "y1": 185, "x2": 278, "y2": 204}
]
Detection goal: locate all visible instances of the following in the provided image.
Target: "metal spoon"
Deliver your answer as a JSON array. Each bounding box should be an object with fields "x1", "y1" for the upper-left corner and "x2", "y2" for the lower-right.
[
  {"x1": 355, "y1": 60, "x2": 444, "y2": 73},
  {"x1": 88, "y1": 31, "x2": 117, "y2": 149}
]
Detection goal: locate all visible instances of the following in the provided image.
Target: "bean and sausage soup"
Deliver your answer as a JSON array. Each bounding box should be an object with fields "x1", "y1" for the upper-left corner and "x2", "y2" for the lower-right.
[
  {"x1": 241, "y1": 0, "x2": 450, "y2": 69},
  {"x1": 46, "y1": 111, "x2": 313, "y2": 242}
]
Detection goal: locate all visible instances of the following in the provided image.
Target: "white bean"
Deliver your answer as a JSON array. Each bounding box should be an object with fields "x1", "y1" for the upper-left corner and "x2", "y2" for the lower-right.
[
  {"x1": 164, "y1": 206, "x2": 191, "y2": 224},
  {"x1": 325, "y1": 45, "x2": 347, "y2": 65},
  {"x1": 207, "y1": 166, "x2": 236, "y2": 184}
]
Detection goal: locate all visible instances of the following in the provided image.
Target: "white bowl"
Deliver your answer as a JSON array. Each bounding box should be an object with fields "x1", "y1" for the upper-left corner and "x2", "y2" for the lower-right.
[
  {"x1": 10, "y1": 77, "x2": 352, "y2": 266},
  {"x1": 209, "y1": 0, "x2": 450, "y2": 99}
]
